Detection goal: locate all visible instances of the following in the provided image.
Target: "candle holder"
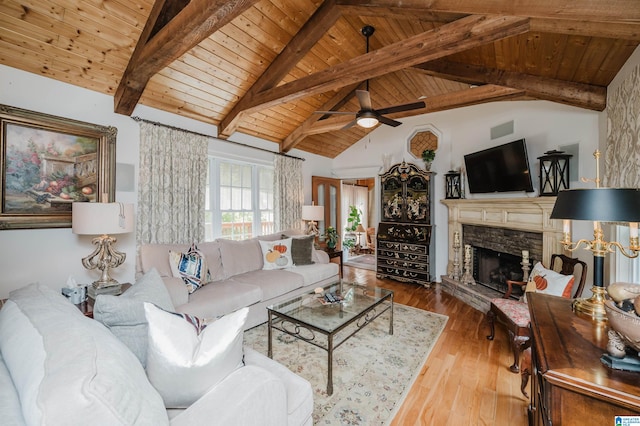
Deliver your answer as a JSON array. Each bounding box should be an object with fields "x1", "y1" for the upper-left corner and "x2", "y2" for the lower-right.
[
  {"x1": 462, "y1": 244, "x2": 476, "y2": 286},
  {"x1": 449, "y1": 231, "x2": 461, "y2": 281},
  {"x1": 521, "y1": 260, "x2": 531, "y2": 281},
  {"x1": 521, "y1": 250, "x2": 530, "y2": 281}
]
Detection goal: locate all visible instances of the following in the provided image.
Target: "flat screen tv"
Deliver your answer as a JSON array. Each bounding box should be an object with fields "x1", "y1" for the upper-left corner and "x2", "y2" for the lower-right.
[{"x1": 464, "y1": 139, "x2": 534, "y2": 194}]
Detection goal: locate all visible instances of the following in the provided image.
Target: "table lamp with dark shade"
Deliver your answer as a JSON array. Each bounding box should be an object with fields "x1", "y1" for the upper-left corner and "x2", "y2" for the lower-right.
[{"x1": 550, "y1": 187, "x2": 640, "y2": 319}]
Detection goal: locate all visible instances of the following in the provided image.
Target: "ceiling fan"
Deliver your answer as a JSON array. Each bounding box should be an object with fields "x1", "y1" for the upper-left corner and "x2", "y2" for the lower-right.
[{"x1": 315, "y1": 25, "x2": 426, "y2": 130}]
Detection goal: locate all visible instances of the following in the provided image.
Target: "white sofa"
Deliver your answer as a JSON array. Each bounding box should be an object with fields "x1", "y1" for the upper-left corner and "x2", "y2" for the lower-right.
[
  {"x1": 0, "y1": 283, "x2": 314, "y2": 425},
  {"x1": 138, "y1": 230, "x2": 340, "y2": 329}
]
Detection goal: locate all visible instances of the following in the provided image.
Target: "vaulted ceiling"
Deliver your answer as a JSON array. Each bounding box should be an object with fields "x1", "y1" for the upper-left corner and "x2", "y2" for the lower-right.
[{"x1": 1, "y1": 1, "x2": 639, "y2": 158}]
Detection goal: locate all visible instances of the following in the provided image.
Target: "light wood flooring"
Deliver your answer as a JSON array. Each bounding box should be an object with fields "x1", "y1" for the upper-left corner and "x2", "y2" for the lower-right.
[{"x1": 342, "y1": 265, "x2": 529, "y2": 426}]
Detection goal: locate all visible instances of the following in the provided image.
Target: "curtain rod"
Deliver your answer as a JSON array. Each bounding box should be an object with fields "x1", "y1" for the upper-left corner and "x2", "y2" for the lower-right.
[{"x1": 131, "y1": 116, "x2": 305, "y2": 161}]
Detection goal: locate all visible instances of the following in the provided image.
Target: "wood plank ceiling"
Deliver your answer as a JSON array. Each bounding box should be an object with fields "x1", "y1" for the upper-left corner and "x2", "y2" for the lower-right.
[{"x1": 1, "y1": 1, "x2": 639, "y2": 158}]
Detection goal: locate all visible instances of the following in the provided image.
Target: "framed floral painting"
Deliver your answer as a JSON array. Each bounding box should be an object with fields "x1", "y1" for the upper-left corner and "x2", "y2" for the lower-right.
[{"x1": 0, "y1": 104, "x2": 117, "y2": 230}]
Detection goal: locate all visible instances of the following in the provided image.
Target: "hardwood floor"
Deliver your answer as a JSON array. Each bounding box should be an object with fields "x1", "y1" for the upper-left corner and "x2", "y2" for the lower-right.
[{"x1": 342, "y1": 265, "x2": 529, "y2": 426}]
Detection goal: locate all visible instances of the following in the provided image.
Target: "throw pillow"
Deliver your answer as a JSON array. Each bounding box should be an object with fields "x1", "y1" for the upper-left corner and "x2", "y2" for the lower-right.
[
  {"x1": 259, "y1": 238, "x2": 293, "y2": 270},
  {"x1": 528, "y1": 262, "x2": 575, "y2": 298},
  {"x1": 283, "y1": 234, "x2": 315, "y2": 266},
  {"x1": 144, "y1": 303, "x2": 248, "y2": 408},
  {"x1": 169, "y1": 243, "x2": 209, "y2": 293},
  {"x1": 93, "y1": 268, "x2": 175, "y2": 367}
]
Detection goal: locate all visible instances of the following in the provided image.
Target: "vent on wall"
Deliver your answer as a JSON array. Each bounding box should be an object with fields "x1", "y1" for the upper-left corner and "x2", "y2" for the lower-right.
[{"x1": 490, "y1": 121, "x2": 514, "y2": 140}]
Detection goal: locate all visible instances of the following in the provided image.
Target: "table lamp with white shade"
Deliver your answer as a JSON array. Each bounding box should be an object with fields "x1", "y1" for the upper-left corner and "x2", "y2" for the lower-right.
[
  {"x1": 302, "y1": 204, "x2": 324, "y2": 236},
  {"x1": 72, "y1": 202, "x2": 134, "y2": 292}
]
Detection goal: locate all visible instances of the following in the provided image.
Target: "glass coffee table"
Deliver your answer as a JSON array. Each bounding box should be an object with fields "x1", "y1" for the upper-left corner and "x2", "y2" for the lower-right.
[{"x1": 267, "y1": 281, "x2": 393, "y2": 395}]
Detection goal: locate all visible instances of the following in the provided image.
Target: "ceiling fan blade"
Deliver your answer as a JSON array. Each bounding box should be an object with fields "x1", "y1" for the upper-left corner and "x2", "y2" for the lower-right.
[
  {"x1": 377, "y1": 115, "x2": 402, "y2": 127},
  {"x1": 341, "y1": 119, "x2": 357, "y2": 130},
  {"x1": 314, "y1": 110, "x2": 357, "y2": 115},
  {"x1": 376, "y1": 101, "x2": 426, "y2": 116},
  {"x1": 356, "y1": 90, "x2": 372, "y2": 110},
  {"x1": 314, "y1": 110, "x2": 357, "y2": 121}
]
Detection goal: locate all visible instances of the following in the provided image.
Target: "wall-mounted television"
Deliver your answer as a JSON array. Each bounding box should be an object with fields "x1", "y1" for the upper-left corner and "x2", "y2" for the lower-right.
[{"x1": 464, "y1": 139, "x2": 534, "y2": 194}]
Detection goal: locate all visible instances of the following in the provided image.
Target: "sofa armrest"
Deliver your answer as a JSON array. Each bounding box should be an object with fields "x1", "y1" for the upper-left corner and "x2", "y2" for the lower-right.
[
  {"x1": 244, "y1": 347, "x2": 313, "y2": 425},
  {"x1": 169, "y1": 365, "x2": 287, "y2": 426},
  {"x1": 163, "y1": 277, "x2": 189, "y2": 307},
  {"x1": 312, "y1": 249, "x2": 329, "y2": 264}
]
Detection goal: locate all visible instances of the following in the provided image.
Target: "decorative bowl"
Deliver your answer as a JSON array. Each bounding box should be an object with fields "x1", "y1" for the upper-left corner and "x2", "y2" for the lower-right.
[{"x1": 604, "y1": 299, "x2": 640, "y2": 354}]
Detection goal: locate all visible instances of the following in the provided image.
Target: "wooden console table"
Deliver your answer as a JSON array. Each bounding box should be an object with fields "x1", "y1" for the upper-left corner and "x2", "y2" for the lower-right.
[{"x1": 527, "y1": 293, "x2": 640, "y2": 425}]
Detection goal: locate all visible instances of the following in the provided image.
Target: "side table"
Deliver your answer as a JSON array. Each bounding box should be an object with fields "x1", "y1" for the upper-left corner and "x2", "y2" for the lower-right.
[
  {"x1": 76, "y1": 283, "x2": 131, "y2": 318},
  {"x1": 324, "y1": 249, "x2": 343, "y2": 278}
]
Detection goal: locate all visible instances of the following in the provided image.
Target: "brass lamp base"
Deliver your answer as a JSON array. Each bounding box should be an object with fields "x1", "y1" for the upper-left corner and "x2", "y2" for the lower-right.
[{"x1": 572, "y1": 286, "x2": 608, "y2": 320}]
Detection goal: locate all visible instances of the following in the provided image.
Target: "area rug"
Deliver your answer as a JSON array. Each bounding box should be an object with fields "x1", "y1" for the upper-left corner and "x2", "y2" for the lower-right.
[
  {"x1": 244, "y1": 303, "x2": 448, "y2": 425},
  {"x1": 344, "y1": 254, "x2": 376, "y2": 271}
]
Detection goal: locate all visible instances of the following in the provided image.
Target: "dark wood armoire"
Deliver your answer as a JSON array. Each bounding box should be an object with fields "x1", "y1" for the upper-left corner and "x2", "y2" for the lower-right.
[{"x1": 376, "y1": 161, "x2": 434, "y2": 287}]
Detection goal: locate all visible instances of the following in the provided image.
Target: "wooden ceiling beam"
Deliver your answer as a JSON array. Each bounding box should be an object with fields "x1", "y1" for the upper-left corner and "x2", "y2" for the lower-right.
[
  {"x1": 414, "y1": 59, "x2": 607, "y2": 111},
  {"x1": 218, "y1": 0, "x2": 341, "y2": 138},
  {"x1": 335, "y1": 0, "x2": 640, "y2": 22},
  {"x1": 241, "y1": 15, "x2": 530, "y2": 117},
  {"x1": 336, "y1": 4, "x2": 465, "y2": 22},
  {"x1": 281, "y1": 83, "x2": 360, "y2": 152},
  {"x1": 302, "y1": 85, "x2": 525, "y2": 134},
  {"x1": 114, "y1": 0, "x2": 258, "y2": 115},
  {"x1": 529, "y1": 18, "x2": 640, "y2": 40}
]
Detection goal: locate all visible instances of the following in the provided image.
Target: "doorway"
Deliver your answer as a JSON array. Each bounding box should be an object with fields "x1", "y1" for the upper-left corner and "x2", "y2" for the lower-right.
[
  {"x1": 341, "y1": 178, "x2": 376, "y2": 266},
  {"x1": 311, "y1": 176, "x2": 377, "y2": 257}
]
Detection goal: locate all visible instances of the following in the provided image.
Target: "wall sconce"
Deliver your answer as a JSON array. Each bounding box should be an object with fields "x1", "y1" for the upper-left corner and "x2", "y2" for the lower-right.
[
  {"x1": 445, "y1": 170, "x2": 462, "y2": 199},
  {"x1": 551, "y1": 188, "x2": 640, "y2": 319},
  {"x1": 302, "y1": 204, "x2": 324, "y2": 237},
  {"x1": 538, "y1": 150, "x2": 572, "y2": 196},
  {"x1": 72, "y1": 202, "x2": 134, "y2": 294}
]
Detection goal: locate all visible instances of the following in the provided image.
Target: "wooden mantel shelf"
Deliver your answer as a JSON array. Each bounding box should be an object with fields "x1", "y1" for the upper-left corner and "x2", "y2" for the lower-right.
[{"x1": 441, "y1": 197, "x2": 562, "y2": 270}]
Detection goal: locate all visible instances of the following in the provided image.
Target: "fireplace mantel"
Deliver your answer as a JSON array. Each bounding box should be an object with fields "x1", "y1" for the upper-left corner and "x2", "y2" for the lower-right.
[{"x1": 441, "y1": 197, "x2": 563, "y2": 271}]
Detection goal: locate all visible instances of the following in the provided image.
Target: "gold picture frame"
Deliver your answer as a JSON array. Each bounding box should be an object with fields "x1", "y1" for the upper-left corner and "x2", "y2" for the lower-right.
[{"x1": 0, "y1": 104, "x2": 116, "y2": 230}]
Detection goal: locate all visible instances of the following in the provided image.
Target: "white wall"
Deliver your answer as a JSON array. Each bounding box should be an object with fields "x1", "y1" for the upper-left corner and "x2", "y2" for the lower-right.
[
  {"x1": 0, "y1": 64, "x2": 331, "y2": 298},
  {"x1": 3, "y1": 43, "x2": 639, "y2": 297},
  {"x1": 332, "y1": 100, "x2": 602, "y2": 280}
]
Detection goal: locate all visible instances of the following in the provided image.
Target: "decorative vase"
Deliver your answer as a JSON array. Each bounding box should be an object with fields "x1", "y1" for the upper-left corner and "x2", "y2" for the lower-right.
[
  {"x1": 424, "y1": 161, "x2": 432, "y2": 171},
  {"x1": 327, "y1": 240, "x2": 336, "y2": 250}
]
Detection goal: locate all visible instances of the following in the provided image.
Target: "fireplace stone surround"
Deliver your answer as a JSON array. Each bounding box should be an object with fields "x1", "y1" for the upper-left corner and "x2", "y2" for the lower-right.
[{"x1": 440, "y1": 197, "x2": 563, "y2": 312}]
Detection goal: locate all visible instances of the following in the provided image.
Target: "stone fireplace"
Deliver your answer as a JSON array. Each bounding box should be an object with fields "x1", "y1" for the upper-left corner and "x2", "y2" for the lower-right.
[{"x1": 440, "y1": 197, "x2": 563, "y2": 312}]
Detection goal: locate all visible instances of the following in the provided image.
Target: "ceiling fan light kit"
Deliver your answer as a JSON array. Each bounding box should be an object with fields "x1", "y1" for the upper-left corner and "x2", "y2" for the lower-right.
[{"x1": 356, "y1": 111, "x2": 379, "y2": 128}]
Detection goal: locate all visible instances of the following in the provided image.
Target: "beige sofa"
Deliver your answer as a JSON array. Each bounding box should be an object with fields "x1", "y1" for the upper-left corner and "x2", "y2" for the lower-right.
[{"x1": 139, "y1": 230, "x2": 340, "y2": 329}]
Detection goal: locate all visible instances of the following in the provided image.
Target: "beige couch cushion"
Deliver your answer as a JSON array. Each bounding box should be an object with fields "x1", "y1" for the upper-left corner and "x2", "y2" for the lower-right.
[
  {"x1": 218, "y1": 238, "x2": 263, "y2": 278},
  {"x1": 287, "y1": 262, "x2": 340, "y2": 286},
  {"x1": 140, "y1": 243, "x2": 189, "y2": 278},
  {"x1": 230, "y1": 270, "x2": 304, "y2": 300},
  {"x1": 140, "y1": 242, "x2": 225, "y2": 284},
  {"x1": 177, "y1": 281, "x2": 263, "y2": 319}
]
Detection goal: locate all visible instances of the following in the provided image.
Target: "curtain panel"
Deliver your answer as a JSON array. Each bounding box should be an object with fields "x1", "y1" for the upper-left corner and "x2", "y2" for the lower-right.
[
  {"x1": 137, "y1": 121, "x2": 208, "y2": 245},
  {"x1": 274, "y1": 155, "x2": 303, "y2": 232}
]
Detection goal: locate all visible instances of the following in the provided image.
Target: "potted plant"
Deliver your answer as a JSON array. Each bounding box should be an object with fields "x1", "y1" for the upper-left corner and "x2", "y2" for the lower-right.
[
  {"x1": 324, "y1": 226, "x2": 339, "y2": 250},
  {"x1": 422, "y1": 149, "x2": 436, "y2": 170},
  {"x1": 345, "y1": 205, "x2": 362, "y2": 232}
]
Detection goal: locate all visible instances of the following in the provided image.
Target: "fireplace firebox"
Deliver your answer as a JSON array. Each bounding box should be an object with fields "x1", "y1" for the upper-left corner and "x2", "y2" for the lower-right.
[
  {"x1": 474, "y1": 247, "x2": 526, "y2": 299},
  {"x1": 463, "y1": 224, "x2": 542, "y2": 299}
]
